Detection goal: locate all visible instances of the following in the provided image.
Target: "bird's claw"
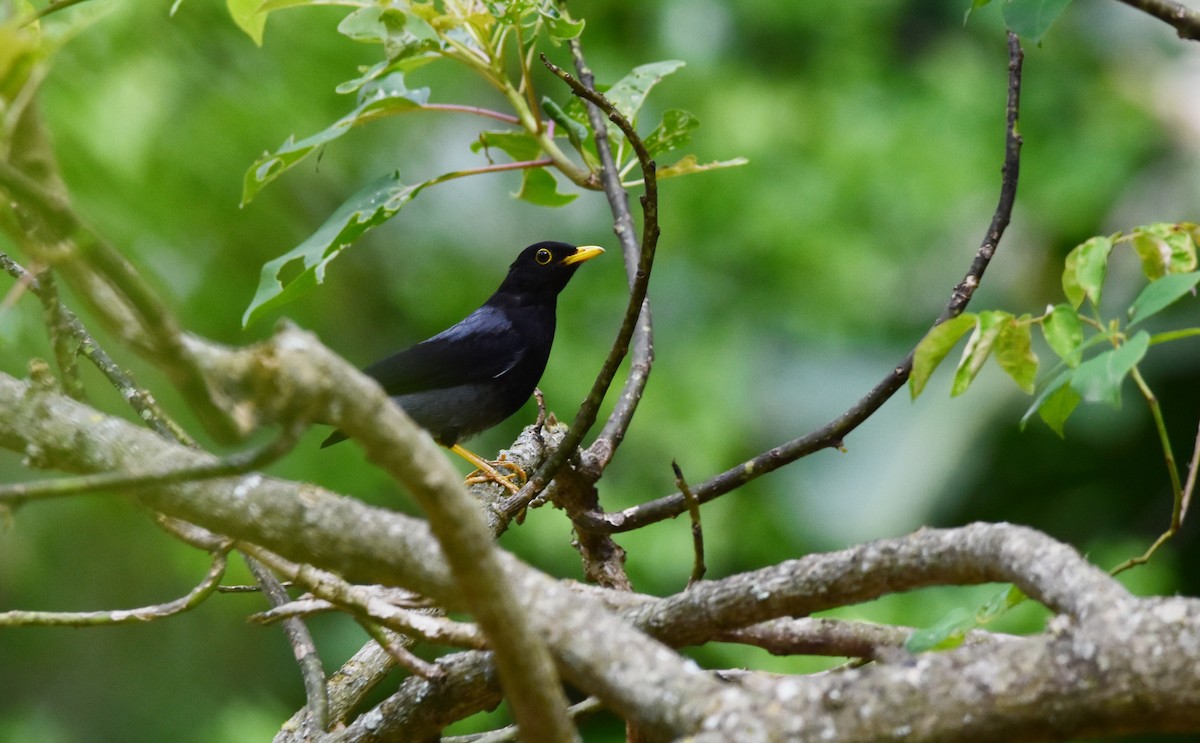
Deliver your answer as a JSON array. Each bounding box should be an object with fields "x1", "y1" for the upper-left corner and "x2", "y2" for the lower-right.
[{"x1": 464, "y1": 456, "x2": 527, "y2": 494}]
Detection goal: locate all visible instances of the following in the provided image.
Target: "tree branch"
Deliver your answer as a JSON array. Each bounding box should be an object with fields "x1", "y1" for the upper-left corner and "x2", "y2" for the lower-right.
[
  {"x1": 578, "y1": 31, "x2": 1025, "y2": 534},
  {"x1": 567, "y1": 38, "x2": 656, "y2": 475},
  {"x1": 0, "y1": 548, "x2": 228, "y2": 627},
  {"x1": 504, "y1": 56, "x2": 661, "y2": 518}
]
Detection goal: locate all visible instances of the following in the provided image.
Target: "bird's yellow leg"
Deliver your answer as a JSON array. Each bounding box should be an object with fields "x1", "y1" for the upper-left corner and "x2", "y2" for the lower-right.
[{"x1": 451, "y1": 444, "x2": 527, "y2": 494}]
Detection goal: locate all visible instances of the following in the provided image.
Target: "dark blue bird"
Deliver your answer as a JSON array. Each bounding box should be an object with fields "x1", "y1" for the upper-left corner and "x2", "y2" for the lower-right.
[{"x1": 322, "y1": 241, "x2": 603, "y2": 486}]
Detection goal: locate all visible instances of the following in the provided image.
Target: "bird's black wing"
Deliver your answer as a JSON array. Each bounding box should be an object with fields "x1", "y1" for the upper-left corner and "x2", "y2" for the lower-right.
[{"x1": 363, "y1": 305, "x2": 524, "y2": 396}]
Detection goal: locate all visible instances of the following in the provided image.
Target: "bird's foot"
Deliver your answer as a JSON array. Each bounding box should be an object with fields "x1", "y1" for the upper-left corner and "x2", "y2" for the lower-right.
[{"x1": 464, "y1": 455, "x2": 527, "y2": 494}]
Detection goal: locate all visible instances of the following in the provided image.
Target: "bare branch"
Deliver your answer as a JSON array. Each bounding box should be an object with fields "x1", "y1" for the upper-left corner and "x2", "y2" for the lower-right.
[
  {"x1": 504, "y1": 55, "x2": 661, "y2": 516},
  {"x1": 718, "y1": 617, "x2": 1016, "y2": 660},
  {"x1": 244, "y1": 554, "x2": 330, "y2": 734},
  {"x1": 672, "y1": 460, "x2": 706, "y2": 587},
  {"x1": 0, "y1": 249, "x2": 194, "y2": 444},
  {"x1": 0, "y1": 367, "x2": 765, "y2": 739},
  {"x1": 567, "y1": 38, "x2": 656, "y2": 474},
  {"x1": 579, "y1": 32, "x2": 1026, "y2": 535},
  {"x1": 0, "y1": 422, "x2": 302, "y2": 503},
  {"x1": 625, "y1": 523, "x2": 1129, "y2": 650},
  {"x1": 0, "y1": 549, "x2": 228, "y2": 627}
]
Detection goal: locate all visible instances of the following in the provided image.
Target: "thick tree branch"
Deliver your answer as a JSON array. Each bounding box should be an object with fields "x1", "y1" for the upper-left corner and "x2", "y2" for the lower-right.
[
  {"x1": 5, "y1": 371, "x2": 1200, "y2": 740},
  {"x1": 0, "y1": 355, "x2": 760, "y2": 739}
]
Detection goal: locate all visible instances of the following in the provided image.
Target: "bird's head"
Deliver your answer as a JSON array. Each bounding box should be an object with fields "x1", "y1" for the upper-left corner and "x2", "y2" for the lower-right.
[{"x1": 495, "y1": 241, "x2": 605, "y2": 299}]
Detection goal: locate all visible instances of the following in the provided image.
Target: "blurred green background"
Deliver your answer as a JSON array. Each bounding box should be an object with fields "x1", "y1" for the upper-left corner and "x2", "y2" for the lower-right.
[{"x1": 2, "y1": 1, "x2": 1199, "y2": 741}]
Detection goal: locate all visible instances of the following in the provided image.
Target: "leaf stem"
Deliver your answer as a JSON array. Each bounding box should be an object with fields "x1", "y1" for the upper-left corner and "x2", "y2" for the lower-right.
[{"x1": 1111, "y1": 366, "x2": 1185, "y2": 574}]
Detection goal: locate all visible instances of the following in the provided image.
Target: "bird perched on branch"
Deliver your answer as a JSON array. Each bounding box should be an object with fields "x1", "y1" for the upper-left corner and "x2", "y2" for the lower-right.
[{"x1": 322, "y1": 241, "x2": 604, "y2": 490}]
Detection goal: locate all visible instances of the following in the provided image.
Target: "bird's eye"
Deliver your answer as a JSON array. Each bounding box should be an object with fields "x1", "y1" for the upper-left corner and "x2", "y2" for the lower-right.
[{"x1": 535, "y1": 248, "x2": 553, "y2": 265}]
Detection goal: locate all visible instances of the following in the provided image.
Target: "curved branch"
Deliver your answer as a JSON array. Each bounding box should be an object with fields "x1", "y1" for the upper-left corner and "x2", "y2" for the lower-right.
[
  {"x1": 580, "y1": 31, "x2": 1025, "y2": 534},
  {"x1": 567, "y1": 40, "x2": 656, "y2": 474},
  {"x1": 502, "y1": 56, "x2": 660, "y2": 517},
  {"x1": 0, "y1": 549, "x2": 228, "y2": 627}
]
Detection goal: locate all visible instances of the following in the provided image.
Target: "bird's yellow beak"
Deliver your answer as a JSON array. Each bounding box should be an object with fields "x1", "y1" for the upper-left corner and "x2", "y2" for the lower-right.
[{"x1": 561, "y1": 245, "x2": 605, "y2": 266}]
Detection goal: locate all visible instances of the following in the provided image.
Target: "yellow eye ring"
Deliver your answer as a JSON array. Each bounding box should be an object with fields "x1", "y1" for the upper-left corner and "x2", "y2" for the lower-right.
[{"x1": 535, "y1": 248, "x2": 553, "y2": 265}]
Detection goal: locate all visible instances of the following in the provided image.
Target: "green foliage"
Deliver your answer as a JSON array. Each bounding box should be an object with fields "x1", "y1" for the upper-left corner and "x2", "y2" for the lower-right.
[
  {"x1": 906, "y1": 585, "x2": 1026, "y2": 653},
  {"x1": 241, "y1": 73, "x2": 430, "y2": 206},
  {"x1": 910, "y1": 314, "x2": 976, "y2": 399},
  {"x1": 967, "y1": 0, "x2": 1076, "y2": 42},
  {"x1": 244, "y1": 172, "x2": 427, "y2": 326},
  {"x1": 230, "y1": 0, "x2": 744, "y2": 327},
  {"x1": 912, "y1": 222, "x2": 1200, "y2": 435}
]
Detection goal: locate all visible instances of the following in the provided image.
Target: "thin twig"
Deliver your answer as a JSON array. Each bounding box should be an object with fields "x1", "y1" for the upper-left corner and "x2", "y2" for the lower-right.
[
  {"x1": 1111, "y1": 366, "x2": 1186, "y2": 574},
  {"x1": 242, "y1": 546, "x2": 483, "y2": 649},
  {"x1": 0, "y1": 423, "x2": 302, "y2": 503},
  {"x1": 500, "y1": 55, "x2": 660, "y2": 518},
  {"x1": 32, "y1": 268, "x2": 85, "y2": 400},
  {"x1": 0, "y1": 157, "x2": 239, "y2": 441},
  {"x1": 0, "y1": 549, "x2": 229, "y2": 626},
  {"x1": 20, "y1": 0, "x2": 95, "y2": 24},
  {"x1": 575, "y1": 31, "x2": 1026, "y2": 535},
  {"x1": 421, "y1": 103, "x2": 522, "y2": 124},
  {"x1": 569, "y1": 38, "x2": 656, "y2": 477},
  {"x1": 243, "y1": 554, "x2": 330, "y2": 734},
  {"x1": 0, "y1": 249, "x2": 195, "y2": 444},
  {"x1": 1181, "y1": 413, "x2": 1200, "y2": 523},
  {"x1": 672, "y1": 460, "x2": 706, "y2": 587},
  {"x1": 444, "y1": 697, "x2": 605, "y2": 743},
  {"x1": 356, "y1": 618, "x2": 446, "y2": 680}
]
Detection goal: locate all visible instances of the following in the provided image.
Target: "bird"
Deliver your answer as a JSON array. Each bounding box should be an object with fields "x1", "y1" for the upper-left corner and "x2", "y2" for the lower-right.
[{"x1": 322, "y1": 241, "x2": 604, "y2": 490}]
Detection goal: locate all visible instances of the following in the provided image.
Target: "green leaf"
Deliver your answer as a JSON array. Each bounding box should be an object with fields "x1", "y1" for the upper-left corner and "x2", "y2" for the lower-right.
[
  {"x1": 964, "y1": 0, "x2": 994, "y2": 23},
  {"x1": 1177, "y1": 223, "x2": 1200, "y2": 272},
  {"x1": 1069, "y1": 330, "x2": 1150, "y2": 408},
  {"x1": 605, "y1": 60, "x2": 685, "y2": 124},
  {"x1": 643, "y1": 109, "x2": 700, "y2": 159},
  {"x1": 242, "y1": 74, "x2": 429, "y2": 205},
  {"x1": 905, "y1": 608, "x2": 974, "y2": 654},
  {"x1": 0, "y1": 14, "x2": 43, "y2": 101},
  {"x1": 1132, "y1": 223, "x2": 1198, "y2": 280},
  {"x1": 1132, "y1": 231, "x2": 1169, "y2": 281},
  {"x1": 978, "y1": 585, "x2": 1026, "y2": 622},
  {"x1": 651, "y1": 155, "x2": 749, "y2": 181},
  {"x1": 471, "y1": 129, "x2": 541, "y2": 162},
  {"x1": 542, "y1": 97, "x2": 591, "y2": 162},
  {"x1": 1002, "y1": 0, "x2": 1074, "y2": 42},
  {"x1": 1042, "y1": 303, "x2": 1084, "y2": 367},
  {"x1": 909, "y1": 313, "x2": 976, "y2": 399},
  {"x1": 1037, "y1": 379, "x2": 1081, "y2": 436},
  {"x1": 514, "y1": 167, "x2": 576, "y2": 207},
  {"x1": 484, "y1": 0, "x2": 538, "y2": 24},
  {"x1": 227, "y1": 0, "x2": 267, "y2": 46},
  {"x1": 1020, "y1": 369, "x2": 1077, "y2": 435},
  {"x1": 539, "y1": 5, "x2": 584, "y2": 41},
  {"x1": 994, "y1": 317, "x2": 1038, "y2": 394},
  {"x1": 1128, "y1": 271, "x2": 1200, "y2": 326},
  {"x1": 337, "y1": 6, "x2": 406, "y2": 44},
  {"x1": 1062, "y1": 235, "x2": 1112, "y2": 309},
  {"x1": 951, "y1": 310, "x2": 1009, "y2": 397},
  {"x1": 242, "y1": 172, "x2": 427, "y2": 327}
]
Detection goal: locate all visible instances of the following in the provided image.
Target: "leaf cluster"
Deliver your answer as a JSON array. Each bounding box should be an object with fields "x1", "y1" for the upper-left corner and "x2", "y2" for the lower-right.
[
  {"x1": 911, "y1": 223, "x2": 1200, "y2": 436},
  {"x1": 235, "y1": 0, "x2": 744, "y2": 327}
]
